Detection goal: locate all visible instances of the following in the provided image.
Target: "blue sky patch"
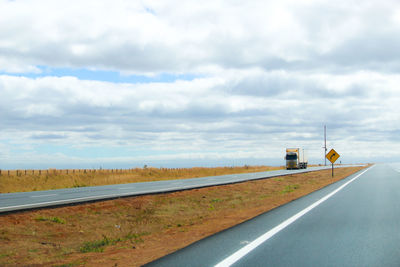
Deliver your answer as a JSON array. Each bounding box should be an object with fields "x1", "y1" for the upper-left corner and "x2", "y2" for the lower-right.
[{"x1": 1, "y1": 66, "x2": 201, "y2": 84}]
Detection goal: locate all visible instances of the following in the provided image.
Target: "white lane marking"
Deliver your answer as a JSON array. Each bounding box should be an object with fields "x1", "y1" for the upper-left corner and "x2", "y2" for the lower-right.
[
  {"x1": 214, "y1": 166, "x2": 373, "y2": 267},
  {"x1": 30, "y1": 194, "x2": 57, "y2": 198}
]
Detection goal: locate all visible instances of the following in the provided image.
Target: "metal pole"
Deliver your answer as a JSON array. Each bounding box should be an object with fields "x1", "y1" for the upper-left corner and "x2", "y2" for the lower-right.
[
  {"x1": 324, "y1": 125, "x2": 327, "y2": 166},
  {"x1": 332, "y1": 163, "x2": 334, "y2": 177}
]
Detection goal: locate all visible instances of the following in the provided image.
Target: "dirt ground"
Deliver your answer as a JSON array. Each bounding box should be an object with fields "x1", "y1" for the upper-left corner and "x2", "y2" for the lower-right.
[{"x1": 0, "y1": 166, "x2": 365, "y2": 266}]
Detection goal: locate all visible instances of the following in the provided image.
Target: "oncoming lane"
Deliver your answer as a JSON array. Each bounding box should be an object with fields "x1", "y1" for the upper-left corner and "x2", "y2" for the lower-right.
[{"x1": 0, "y1": 166, "x2": 336, "y2": 213}]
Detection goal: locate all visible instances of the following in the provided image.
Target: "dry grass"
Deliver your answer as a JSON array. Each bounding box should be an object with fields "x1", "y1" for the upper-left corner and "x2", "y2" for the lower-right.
[
  {"x1": 0, "y1": 166, "x2": 282, "y2": 193},
  {"x1": 0, "y1": 166, "x2": 365, "y2": 266}
]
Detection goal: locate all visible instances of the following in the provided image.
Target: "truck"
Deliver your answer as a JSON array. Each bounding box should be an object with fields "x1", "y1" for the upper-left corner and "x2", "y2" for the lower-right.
[{"x1": 285, "y1": 148, "x2": 308, "y2": 169}]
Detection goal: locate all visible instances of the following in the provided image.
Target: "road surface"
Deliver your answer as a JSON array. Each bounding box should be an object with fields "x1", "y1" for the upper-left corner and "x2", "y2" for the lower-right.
[
  {"x1": 146, "y1": 164, "x2": 400, "y2": 267},
  {"x1": 0, "y1": 166, "x2": 335, "y2": 213}
]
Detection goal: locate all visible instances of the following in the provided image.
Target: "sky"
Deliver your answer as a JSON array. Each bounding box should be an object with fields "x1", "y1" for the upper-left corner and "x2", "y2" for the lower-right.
[{"x1": 1, "y1": 0, "x2": 400, "y2": 169}]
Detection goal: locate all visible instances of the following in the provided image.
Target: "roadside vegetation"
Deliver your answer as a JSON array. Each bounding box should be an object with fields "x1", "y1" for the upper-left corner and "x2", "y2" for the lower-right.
[
  {"x1": 0, "y1": 165, "x2": 282, "y2": 193},
  {"x1": 0, "y1": 166, "x2": 365, "y2": 266}
]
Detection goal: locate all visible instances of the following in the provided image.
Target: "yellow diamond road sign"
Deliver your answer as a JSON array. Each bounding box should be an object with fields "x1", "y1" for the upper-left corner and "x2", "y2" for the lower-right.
[{"x1": 326, "y1": 148, "x2": 340, "y2": 164}]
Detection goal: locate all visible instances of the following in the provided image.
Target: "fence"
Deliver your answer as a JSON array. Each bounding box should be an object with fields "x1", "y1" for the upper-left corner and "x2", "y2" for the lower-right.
[
  {"x1": 0, "y1": 166, "x2": 248, "y2": 177},
  {"x1": 0, "y1": 168, "x2": 141, "y2": 177}
]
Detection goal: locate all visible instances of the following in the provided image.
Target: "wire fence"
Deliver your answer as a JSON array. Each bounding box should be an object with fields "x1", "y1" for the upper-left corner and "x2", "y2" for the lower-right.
[{"x1": 0, "y1": 168, "x2": 153, "y2": 177}]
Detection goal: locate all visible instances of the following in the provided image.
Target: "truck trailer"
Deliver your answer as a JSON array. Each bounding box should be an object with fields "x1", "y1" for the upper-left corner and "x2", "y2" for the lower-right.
[{"x1": 285, "y1": 148, "x2": 308, "y2": 169}]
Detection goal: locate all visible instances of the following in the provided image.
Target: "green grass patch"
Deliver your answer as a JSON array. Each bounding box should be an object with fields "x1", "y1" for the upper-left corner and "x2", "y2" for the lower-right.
[
  {"x1": 80, "y1": 235, "x2": 116, "y2": 253},
  {"x1": 124, "y1": 232, "x2": 148, "y2": 244},
  {"x1": 35, "y1": 216, "x2": 66, "y2": 224},
  {"x1": 0, "y1": 253, "x2": 9, "y2": 259},
  {"x1": 281, "y1": 184, "x2": 300, "y2": 194},
  {"x1": 80, "y1": 232, "x2": 148, "y2": 253}
]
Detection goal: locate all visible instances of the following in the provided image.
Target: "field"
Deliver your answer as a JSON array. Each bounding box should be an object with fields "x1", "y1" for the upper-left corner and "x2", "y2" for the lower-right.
[
  {"x1": 0, "y1": 165, "x2": 366, "y2": 266},
  {"x1": 0, "y1": 166, "x2": 282, "y2": 193}
]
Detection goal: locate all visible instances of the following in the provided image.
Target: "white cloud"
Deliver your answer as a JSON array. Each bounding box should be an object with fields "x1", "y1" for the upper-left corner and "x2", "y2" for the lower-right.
[
  {"x1": 1, "y1": 0, "x2": 400, "y2": 168},
  {"x1": 1, "y1": 67, "x2": 400, "y2": 167},
  {"x1": 1, "y1": 0, "x2": 400, "y2": 74}
]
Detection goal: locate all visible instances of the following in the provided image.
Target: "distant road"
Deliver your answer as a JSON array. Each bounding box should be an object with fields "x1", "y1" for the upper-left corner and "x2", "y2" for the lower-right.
[
  {"x1": 146, "y1": 164, "x2": 400, "y2": 267},
  {"x1": 0, "y1": 166, "x2": 338, "y2": 213}
]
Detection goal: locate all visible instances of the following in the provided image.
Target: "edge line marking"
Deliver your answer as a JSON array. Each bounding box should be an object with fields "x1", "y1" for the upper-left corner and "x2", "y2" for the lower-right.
[
  {"x1": 214, "y1": 165, "x2": 373, "y2": 267},
  {"x1": 30, "y1": 194, "x2": 57, "y2": 198}
]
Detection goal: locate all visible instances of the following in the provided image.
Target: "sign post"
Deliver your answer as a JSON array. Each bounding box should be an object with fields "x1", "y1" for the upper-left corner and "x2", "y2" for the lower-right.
[{"x1": 326, "y1": 148, "x2": 340, "y2": 177}]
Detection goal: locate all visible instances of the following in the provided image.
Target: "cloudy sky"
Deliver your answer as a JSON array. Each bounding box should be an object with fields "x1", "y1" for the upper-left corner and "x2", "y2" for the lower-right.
[{"x1": 1, "y1": 0, "x2": 400, "y2": 169}]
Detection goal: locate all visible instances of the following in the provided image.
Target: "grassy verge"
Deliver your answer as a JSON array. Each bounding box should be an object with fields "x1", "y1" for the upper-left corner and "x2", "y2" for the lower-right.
[
  {"x1": 0, "y1": 166, "x2": 366, "y2": 266},
  {"x1": 0, "y1": 165, "x2": 282, "y2": 193}
]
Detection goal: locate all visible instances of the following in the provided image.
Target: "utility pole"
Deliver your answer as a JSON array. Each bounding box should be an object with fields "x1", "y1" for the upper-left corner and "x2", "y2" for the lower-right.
[{"x1": 324, "y1": 125, "x2": 327, "y2": 166}]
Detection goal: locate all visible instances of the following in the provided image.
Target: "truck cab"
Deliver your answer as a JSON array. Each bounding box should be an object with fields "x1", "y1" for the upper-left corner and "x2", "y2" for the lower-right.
[
  {"x1": 285, "y1": 152, "x2": 298, "y2": 169},
  {"x1": 285, "y1": 148, "x2": 307, "y2": 170}
]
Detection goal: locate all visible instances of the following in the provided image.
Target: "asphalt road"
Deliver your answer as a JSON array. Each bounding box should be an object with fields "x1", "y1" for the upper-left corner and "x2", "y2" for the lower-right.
[
  {"x1": 0, "y1": 166, "x2": 334, "y2": 213},
  {"x1": 146, "y1": 164, "x2": 400, "y2": 267}
]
